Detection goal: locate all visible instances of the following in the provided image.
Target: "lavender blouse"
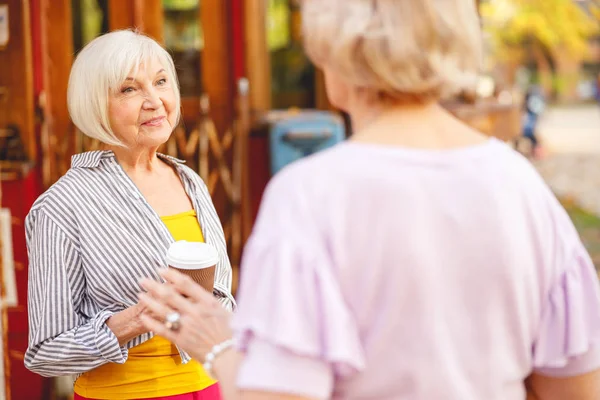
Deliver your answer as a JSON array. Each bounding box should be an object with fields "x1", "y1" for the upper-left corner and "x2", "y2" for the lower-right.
[{"x1": 232, "y1": 139, "x2": 600, "y2": 399}]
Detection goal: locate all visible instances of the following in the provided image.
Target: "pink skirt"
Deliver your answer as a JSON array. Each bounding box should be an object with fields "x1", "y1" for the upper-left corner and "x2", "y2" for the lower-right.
[{"x1": 73, "y1": 383, "x2": 221, "y2": 400}]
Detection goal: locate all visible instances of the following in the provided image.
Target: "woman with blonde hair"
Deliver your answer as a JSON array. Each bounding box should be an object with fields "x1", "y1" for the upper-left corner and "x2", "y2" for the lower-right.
[
  {"x1": 25, "y1": 30, "x2": 234, "y2": 399},
  {"x1": 139, "y1": 1, "x2": 600, "y2": 399}
]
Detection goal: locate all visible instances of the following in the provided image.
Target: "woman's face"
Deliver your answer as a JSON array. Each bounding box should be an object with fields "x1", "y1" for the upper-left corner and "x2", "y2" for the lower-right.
[{"x1": 108, "y1": 59, "x2": 178, "y2": 149}]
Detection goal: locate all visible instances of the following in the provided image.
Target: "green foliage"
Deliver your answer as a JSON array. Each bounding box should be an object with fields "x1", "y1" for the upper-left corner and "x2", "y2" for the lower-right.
[
  {"x1": 267, "y1": 0, "x2": 292, "y2": 51},
  {"x1": 481, "y1": 0, "x2": 599, "y2": 59}
]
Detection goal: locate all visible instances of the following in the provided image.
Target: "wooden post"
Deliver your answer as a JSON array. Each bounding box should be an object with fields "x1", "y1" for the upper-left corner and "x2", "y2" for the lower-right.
[
  {"x1": 109, "y1": 0, "x2": 163, "y2": 43},
  {"x1": 133, "y1": 0, "x2": 164, "y2": 43},
  {"x1": 202, "y1": 0, "x2": 235, "y2": 135},
  {"x1": 40, "y1": 0, "x2": 74, "y2": 184},
  {"x1": 0, "y1": 0, "x2": 36, "y2": 162},
  {"x1": 243, "y1": 0, "x2": 271, "y2": 115},
  {"x1": 108, "y1": 0, "x2": 134, "y2": 30}
]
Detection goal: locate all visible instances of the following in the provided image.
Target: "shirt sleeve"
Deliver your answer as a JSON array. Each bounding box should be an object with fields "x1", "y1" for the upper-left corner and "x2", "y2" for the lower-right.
[
  {"x1": 532, "y1": 199, "x2": 600, "y2": 377},
  {"x1": 237, "y1": 338, "x2": 334, "y2": 400},
  {"x1": 215, "y1": 290, "x2": 235, "y2": 312},
  {"x1": 25, "y1": 211, "x2": 128, "y2": 377},
  {"x1": 231, "y1": 171, "x2": 365, "y2": 397}
]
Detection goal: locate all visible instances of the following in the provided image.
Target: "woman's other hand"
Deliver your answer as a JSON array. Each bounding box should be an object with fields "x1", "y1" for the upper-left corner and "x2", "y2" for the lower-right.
[
  {"x1": 105, "y1": 302, "x2": 151, "y2": 346},
  {"x1": 138, "y1": 268, "x2": 233, "y2": 362}
]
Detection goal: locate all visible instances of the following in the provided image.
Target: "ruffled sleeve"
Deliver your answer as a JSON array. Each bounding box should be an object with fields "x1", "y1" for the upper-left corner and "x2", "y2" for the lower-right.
[
  {"x1": 231, "y1": 171, "x2": 365, "y2": 397},
  {"x1": 532, "y1": 209, "x2": 600, "y2": 376}
]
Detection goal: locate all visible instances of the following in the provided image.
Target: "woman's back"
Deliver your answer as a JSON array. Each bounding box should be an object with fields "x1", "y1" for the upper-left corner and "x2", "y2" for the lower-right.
[{"x1": 233, "y1": 139, "x2": 600, "y2": 399}]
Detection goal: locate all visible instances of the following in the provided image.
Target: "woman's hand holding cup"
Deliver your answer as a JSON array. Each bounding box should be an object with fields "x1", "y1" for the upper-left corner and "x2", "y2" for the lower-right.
[{"x1": 138, "y1": 268, "x2": 232, "y2": 363}]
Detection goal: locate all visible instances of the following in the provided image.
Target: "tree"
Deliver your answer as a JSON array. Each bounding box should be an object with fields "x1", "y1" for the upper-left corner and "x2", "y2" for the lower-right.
[
  {"x1": 482, "y1": 0, "x2": 597, "y2": 59},
  {"x1": 481, "y1": 0, "x2": 599, "y2": 98}
]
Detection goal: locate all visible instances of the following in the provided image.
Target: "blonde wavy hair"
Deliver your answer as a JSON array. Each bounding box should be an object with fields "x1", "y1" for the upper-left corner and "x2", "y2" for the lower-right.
[{"x1": 301, "y1": 0, "x2": 482, "y2": 103}]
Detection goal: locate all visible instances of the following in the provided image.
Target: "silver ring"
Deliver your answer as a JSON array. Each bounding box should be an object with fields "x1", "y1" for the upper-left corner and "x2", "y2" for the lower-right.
[{"x1": 165, "y1": 312, "x2": 181, "y2": 331}]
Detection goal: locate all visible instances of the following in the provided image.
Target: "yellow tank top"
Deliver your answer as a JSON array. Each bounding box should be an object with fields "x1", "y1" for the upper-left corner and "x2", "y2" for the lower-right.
[{"x1": 74, "y1": 210, "x2": 216, "y2": 399}]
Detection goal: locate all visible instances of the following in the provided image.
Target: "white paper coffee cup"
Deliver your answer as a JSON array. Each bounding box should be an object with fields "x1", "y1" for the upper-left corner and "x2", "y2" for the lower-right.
[{"x1": 165, "y1": 241, "x2": 219, "y2": 292}]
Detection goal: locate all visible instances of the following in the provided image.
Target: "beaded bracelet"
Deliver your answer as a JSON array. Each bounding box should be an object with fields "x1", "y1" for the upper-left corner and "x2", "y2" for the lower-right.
[{"x1": 203, "y1": 338, "x2": 235, "y2": 378}]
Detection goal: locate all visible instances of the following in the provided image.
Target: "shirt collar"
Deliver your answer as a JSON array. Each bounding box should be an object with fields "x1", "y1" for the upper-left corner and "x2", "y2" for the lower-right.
[{"x1": 71, "y1": 150, "x2": 186, "y2": 169}]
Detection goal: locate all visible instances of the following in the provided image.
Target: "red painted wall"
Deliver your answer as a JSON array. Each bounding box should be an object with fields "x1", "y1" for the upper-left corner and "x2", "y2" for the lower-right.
[
  {"x1": 3, "y1": 172, "x2": 46, "y2": 400},
  {"x1": 2, "y1": 1, "x2": 48, "y2": 399}
]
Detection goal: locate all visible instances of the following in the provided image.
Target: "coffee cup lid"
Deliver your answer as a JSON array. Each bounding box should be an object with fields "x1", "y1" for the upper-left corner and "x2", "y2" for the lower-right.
[{"x1": 165, "y1": 241, "x2": 219, "y2": 270}]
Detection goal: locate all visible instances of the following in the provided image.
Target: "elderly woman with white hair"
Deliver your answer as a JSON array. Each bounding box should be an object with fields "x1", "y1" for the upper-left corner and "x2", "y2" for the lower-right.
[
  {"x1": 137, "y1": 1, "x2": 600, "y2": 399},
  {"x1": 24, "y1": 30, "x2": 234, "y2": 399}
]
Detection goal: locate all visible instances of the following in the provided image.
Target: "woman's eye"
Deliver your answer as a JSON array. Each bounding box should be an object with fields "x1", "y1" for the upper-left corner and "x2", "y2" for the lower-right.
[
  {"x1": 121, "y1": 87, "x2": 135, "y2": 94},
  {"x1": 157, "y1": 78, "x2": 167, "y2": 85}
]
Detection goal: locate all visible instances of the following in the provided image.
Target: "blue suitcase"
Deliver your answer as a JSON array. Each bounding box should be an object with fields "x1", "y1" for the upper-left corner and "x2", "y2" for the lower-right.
[{"x1": 268, "y1": 110, "x2": 346, "y2": 175}]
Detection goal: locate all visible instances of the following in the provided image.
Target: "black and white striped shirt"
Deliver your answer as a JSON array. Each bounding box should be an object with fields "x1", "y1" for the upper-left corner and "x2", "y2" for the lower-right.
[{"x1": 24, "y1": 151, "x2": 236, "y2": 377}]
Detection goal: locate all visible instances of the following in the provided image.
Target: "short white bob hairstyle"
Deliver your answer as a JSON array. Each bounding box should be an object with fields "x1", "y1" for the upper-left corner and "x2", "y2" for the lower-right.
[
  {"x1": 301, "y1": 0, "x2": 483, "y2": 103},
  {"x1": 67, "y1": 30, "x2": 181, "y2": 146}
]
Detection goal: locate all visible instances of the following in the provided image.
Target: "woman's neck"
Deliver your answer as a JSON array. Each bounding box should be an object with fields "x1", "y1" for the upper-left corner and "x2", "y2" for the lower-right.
[
  {"x1": 109, "y1": 145, "x2": 163, "y2": 175},
  {"x1": 348, "y1": 101, "x2": 487, "y2": 150}
]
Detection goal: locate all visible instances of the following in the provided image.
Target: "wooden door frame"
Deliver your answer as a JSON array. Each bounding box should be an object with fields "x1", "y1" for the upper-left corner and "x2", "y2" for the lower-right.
[
  {"x1": 41, "y1": 0, "x2": 234, "y2": 184},
  {"x1": 109, "y1": 0, "x2": 235, "y2": 137},
  {"x1": 243, "y1": 0, "x2": 271, "y2": 116}
]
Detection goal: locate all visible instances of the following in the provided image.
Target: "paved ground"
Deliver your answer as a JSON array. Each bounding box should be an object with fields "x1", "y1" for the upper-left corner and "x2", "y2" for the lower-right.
[
  {"x1": 532, "y1": 105, "x2": 600, "y2": 268},
  {"x1": 536, "y1": 106, "x2": 600, "y2": 155},
  {"x1": 534, "y1": 105, "x2": 600, "y2": 215}
]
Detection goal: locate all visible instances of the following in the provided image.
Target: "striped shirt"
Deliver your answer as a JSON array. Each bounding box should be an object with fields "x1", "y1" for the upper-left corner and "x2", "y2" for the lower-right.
[{"x1": 24, "y1": 150, "x2": 236, "y2": 377}]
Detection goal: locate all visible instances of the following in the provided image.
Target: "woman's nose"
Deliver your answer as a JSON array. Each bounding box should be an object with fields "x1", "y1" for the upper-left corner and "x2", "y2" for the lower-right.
[{"x1": 142, "y1": 89, "x2": 162, "y2": 109}]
